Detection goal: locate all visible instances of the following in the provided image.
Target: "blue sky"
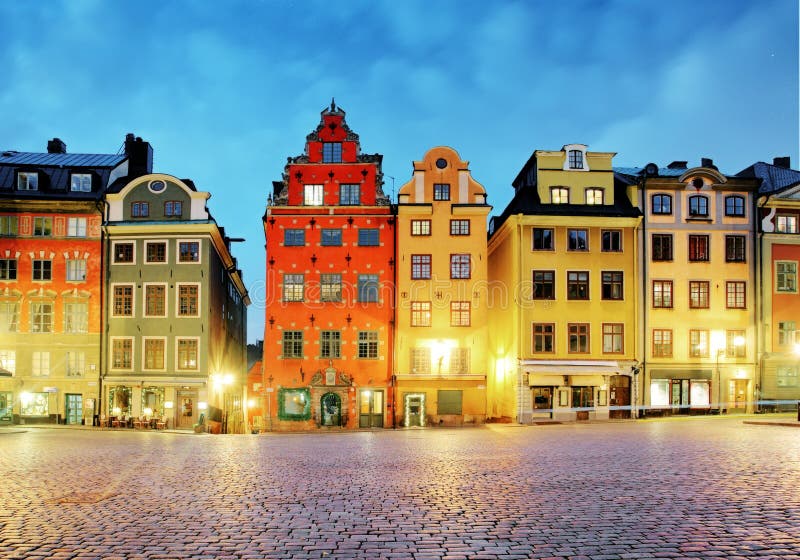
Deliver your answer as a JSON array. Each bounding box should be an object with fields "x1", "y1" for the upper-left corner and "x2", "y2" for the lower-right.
[{"x1": 1, "y1": 0, "x2": 797, "y2": 343}]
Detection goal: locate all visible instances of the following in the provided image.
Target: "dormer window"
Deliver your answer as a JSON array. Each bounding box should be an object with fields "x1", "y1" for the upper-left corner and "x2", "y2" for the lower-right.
[
  {"x1": 586, "y1": 188, "x2": 604, "y2": 205},
  {"x1": 304, "y1": 184, "x2": 323, "y2": 206},
  {"x1": 17, "y1": 172, "x2": 38, "y2": 191},
  {"x1": 688, "y1": 195, "x2": 708, "y2": 217},
  {"x1": 164, "y1": 201, "x2": 183, "y2": 217},
  {"x1": 568, "y1": 150, "x2": 584, "y2": 169},
  {"x1": 70, "y1": 174, "x2": 91, "y2": 192},
  {"x1": 433, "y1": 184, "x2": 450, "y2": 201},
  {"x1": 322, "y1": 142, "x2": 342, "y2": 163},
  {"x1": 551, "y1": 187, "x2": 569, "y2": 204}
]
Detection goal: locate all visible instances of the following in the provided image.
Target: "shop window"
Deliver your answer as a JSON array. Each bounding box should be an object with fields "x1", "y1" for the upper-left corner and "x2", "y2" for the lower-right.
[
  {"x1": 278, "y1": 388, "x2": 311, "y2": 420},
  {"x1": 108, "y1": 386, "x2": 132, "y2": 415},
  {"x1": 571, "y1": 386, "x2": 594, "y2": 408},
  {"x1": 20, "y1": 392, "x2": 48, "y2": 416},
  {"x1": 777, "y1": 366, "x2": 798, "y2": 387},
  {"x1": 141, "y1": 386, "x2": 165, "y2": 417}
]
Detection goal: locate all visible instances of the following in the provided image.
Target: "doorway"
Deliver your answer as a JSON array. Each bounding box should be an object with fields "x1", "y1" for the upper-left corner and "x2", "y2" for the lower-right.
[
  {"x1": 359, "y1": 389, "x2": 383, "y2": 428},
  {"x1": 65, "y1": 393, "x2": 82, "y2": 425},
  {"x1": 404, "y1": 393, "x2": 426, "y2": 427},
  {"x1": 728, "y1": 379, "x2": 748, "y2": 412},
  {"x1": 176, "y1": 390, "x2": 198, "y2": 429},
  {"x1": 321, "y1": 392, "x2": 342, "y2": 427},
  {"x1": 531, "y1": 387, "x2": 553, "y2": 418},
  {"x1": 609, "y1": 375, "x2": 631, "y2": 419}
]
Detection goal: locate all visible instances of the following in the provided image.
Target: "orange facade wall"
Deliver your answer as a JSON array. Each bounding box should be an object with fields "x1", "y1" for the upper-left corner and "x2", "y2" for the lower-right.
[{"x1": 771, "y1": 243, "x2": 800, "y2": 343}]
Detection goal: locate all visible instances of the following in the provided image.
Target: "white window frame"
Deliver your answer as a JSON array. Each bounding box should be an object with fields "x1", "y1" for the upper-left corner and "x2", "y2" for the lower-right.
[
  {"x1": 18, "y1": 172, "x2": 38, "y2": 190},
  {"x1": 177, "y1": 239, "x2": 201, "y2": 264},
  {"x1": 175, "y1": 283, "x2": 201, "y2": 317},
  {"x1": 0, "y1": 350, "x2": 16, "y2": 375},
  {"x1": 63, "y1": 300, "x2": 88, "y2": 333},
  {"x1": 145, "y1": 240, "x2": 169, "y2": 264},
  {"x1": 32, "y1": 351, "x2": 50, "y2": 376},
  {"x1": 67, "y1": 217, "x2": 87, "y2": 237},
  {"x1": 142, "y1": 336, "x2": 168, "y2": 372},
  {"x1": 66, "y1": 351, "x2": 85, "y2": 377},
  {"x1": 70, "y1": 173, "x2": 92, "y2": 192},
  {"x1": 563, "y1": 144, "x2": 589, "y2": 171},
  {"x1": 110, "y1": 336, "x2": 134, "y2": 371},
  {"x1": 143, "y1": 282, "x2": 168, "y2": 318},
  {"x1": 65, "y1": 258, "x2": 87, "y2": 282},
  {"x1": 112, "y1": 240, "x2": 136, "y2": 265},
  {"x1": 304, "y1": 184, "x2": 324, "y2": 206},
  {"x1": 175, "y1": 337, "x2": 200, "y2": 371}
]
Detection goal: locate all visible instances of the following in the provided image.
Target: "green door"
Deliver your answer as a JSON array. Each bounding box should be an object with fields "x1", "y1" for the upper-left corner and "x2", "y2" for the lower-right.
[{"x1": 65, "y1": 394, "x2": 82, "y2": 425}]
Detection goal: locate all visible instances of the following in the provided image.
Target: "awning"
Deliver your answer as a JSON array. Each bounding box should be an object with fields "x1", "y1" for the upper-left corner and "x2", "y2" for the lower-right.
[
  {"x1": 103, "y1": 376, "x2": 207, "y2": 386},
  {"x1": 521, "y1": 360, "x2": 624, "y2": 376},
  {"x1": 649, "y1": 369, "x2": 712, "y2": 380}
]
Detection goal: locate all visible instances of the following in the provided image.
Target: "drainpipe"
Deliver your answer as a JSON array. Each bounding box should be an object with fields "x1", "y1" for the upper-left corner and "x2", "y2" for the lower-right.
[
  {"x1": 391, "y1": 203, "x2": 398, "y2": 429},
  {"x1": 96, "y1": 198, "x2": 109, "y2": 425},
  {"x1": 756, "y1": 191, "x2": 771, "y2": 413},
  {"x1": 517, "y1": 214, "x2": 524, "y2": 423},
  {"x1": 638, "y1": 175, "x2": 648, "y2": 418}
]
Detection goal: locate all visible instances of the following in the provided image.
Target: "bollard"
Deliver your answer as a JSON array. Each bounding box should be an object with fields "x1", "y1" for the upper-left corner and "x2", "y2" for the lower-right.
[{"x1": 797, "y1": 401, "x2": 800, "y2": 422}]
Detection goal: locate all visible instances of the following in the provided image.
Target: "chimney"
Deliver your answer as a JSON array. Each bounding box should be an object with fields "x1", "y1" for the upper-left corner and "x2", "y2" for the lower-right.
[
  {"x1": 773, "y1": 156, "x2": 791, "y2": 169},
  {"x1": 124, "y1": 133, "x2": 153, "y2": 177},
  {"x1": 47, "y1": 138, "x2": 66, "y2": 154},
  {"x1": 667, "y1": 161, "x2": 687, "y2": 170},
  {"x1": 700, "y1": 157, "x2": 717, "y2": 170}
]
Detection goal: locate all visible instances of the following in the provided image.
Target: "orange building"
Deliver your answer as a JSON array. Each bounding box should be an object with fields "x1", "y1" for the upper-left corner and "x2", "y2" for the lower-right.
[{"x1": 262, "y1": 102, "x2": 394, "y2": 430}]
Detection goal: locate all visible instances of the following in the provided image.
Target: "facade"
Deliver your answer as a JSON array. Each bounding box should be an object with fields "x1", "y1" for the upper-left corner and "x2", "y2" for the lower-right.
[
  {"x1": 0, "y1": 136, "x2": 148, "y2": 425},
  {"x1": 103, "y1": 172, "x2": 249, "y2": 432},
  {"x1": 263, "y1": 102, "x2": 394, "y2": 430},
  {"x1": 488, "y1": 145, "x2": 641, "y2": 422},
  {"x1": 395, "y1": 146, "x2": 491, "y2": 427},
  {"x1": 617, "y1": 159, "x2": 760, "y2": 414}
]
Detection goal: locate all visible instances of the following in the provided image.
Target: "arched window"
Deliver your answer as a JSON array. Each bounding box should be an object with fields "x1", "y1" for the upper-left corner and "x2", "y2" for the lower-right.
[{"x1": 688, "y1": 195, "x2": 708, "y2": 217}]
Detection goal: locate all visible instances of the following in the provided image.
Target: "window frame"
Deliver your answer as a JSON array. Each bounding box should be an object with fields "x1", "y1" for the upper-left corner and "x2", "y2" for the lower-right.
[
  {"x1": 176, "y1": 337, "x2": 200, "y2": 370},
  {"x1": 358, "y1": 331, "x2": 379, "y2": 359},
  {"x1": 411, "y1": 301, "x2": 431, "y2": 327},
  {"x1": 284, "y1": 229, "x2": 305, "y2": 247},
  {"x1": 357, "y1": 274, "x2": 379, "y2": 303},
  {"x1": 585, "y1": 188, "x2": 604, "y2": 205},
  {"x1": 164, "y1": 200, "x2": 183, "y2": 217},
  {"x1": 112, "y1": 241, "x2": 135, "y2": 264},
  {"x1": 433, "y1": 183, "x2": 450, "y2": 201},
  {"x1": 532, "y1": 228, "x2": 554, "y2": 251},
  {"x1": 70, "y1": 173, "x2": 92, "y2": 192},
  {"x1": 411, "y1": 220, "x2": 431, "y2": 236},
  {"x1": 688, "y1": 235, "x2": 710, "y2": 262},
  {"x1": 567, "y1": 270, "x2": 590, "y2": 300},
  {"x1": 282, "y1": 274, "x2": 305, "y2": 303},
  {"x1": 143, "y1": 283, "x2": 168, "y2": 317},
  {"x1": 65, "y1": 259, "x2": 87, "y2": 282},
  {"x1": 320, "y1": 273, "x2": 342, "y2": 302},
  {"x1": 176, "y1": 283, "x2": 200, "y2": 317},
  {"x1": 726, "y1": 330, "x2": 746, "y2": 358},
  {"x1": 33, "y1": 216, "x2": 52, "y2": 237},
  {"x1": 0, "y1": 216, "x2": 18, "y2": 236},
  {"x1": 567, "y1": 229, "x2": 588, "y2": 251},
  {"x1": 110, "y1": 337, "x2": 134, "y2": 370},
  {"x1": 303, "y1": 184, "x2": 324, "y2": 206},
  {"x1": 145, "y1": 241, "x2": 168, "y2": 264},
  {"x1": 775, "y1": 261, "x2": 798, "y2": 293},
  {"x1": 358, "y1": 228, "x2": 380, "y2": 246},
  {"x1": 177, "y1": 240, "x2": 201, "y2": 263},
  {"x1": 688, "y1": 195, "x2": 709, "y2": 217},
  {"x1": 131, "y1": 201, "x2": 150, "y2": 217},
  {"x1": 0, "y1": 259, "x2": 18, "y2": 281},
  {"x1": 450, "y1": 254, "x2": 471, "y2": 279},
  {"x1": 321, "y1": 228, "x2": 342, "y2": 247},
  {"x1": 17, "y1": 171, "x2": 38, "y2": 191},
  {"x1": 652, "y1": 280, "x2": 673, "y2": 309},
  {"x1": 776, "y1": 214, "x2": 798, "y2": 234},
  {"x1": 567, "y1": 150, "x2": 584, "y2": 169},
  {"x1": 532, "y1": 323, "x2": 555, "y2": 353},
  {"x1": 282, "y1": 330, "x2": 304, "y2": 359},
  {"x1": 411, "y1": 254, "x2": 432, "y2": 280},
  {"x1": 32, "y1": 259, "x2": 52, "y2": 281},
  {"x1": 652, "y1": 329, "x2": 673, "y2": 357},
  {"x1": 689, "y1": 280, "x2": 710, "y2": 309},
  {"x1": 532, "y1": 270, "x2": 555, "y2": 300},
  {"x1": 142, "y1": 337, "x2": 167, "y2": 371},
  {"x1": 320, "y1": 330, "x2": 341, "y2": 359},
  {"x1": 601, "y1": 230, "x2": 622, "y2": 252},
  {"x1": 322, "y1": 142, "x2": 342, "y2": 163},
  {"x1": 339, "y1": 184, "x2": 360, "y2": 205},
  {"x1": 602, "y1": 323, "x2": 624, "y2": 354},
  {"x1": 689, "y1": 329, "x2": 709, "y2": 358},
  {"x1": 30, "y1": 301, "x2": 54, "y2": 333},
  {"x1": 66, "y1": 217, "x2": 87, "y2": 238},
  {"x1": 112, "y1": 284, "x2": 135, "y2": 317},
  {"x1": 601, "y1": 271, "x2": 623, "y2": 300},
  {"x1": 725, "y1": 235, "x2": 746, "y2": 263},
  {"x1": 551, "y1": 186, "x2": 569, "y2": 204},
  {"x1": 725, "y1": 195, "x2": 745, "y2": 217},
  {"x1": 450, "y1": 301, "x2": 470, "y2": 327},
  {"x1": 651, "y1": 234, "x2": 673, "y2": 261},
  {"x1": 568, "y1": 323, "x2": 590, "y2": 353},
  {"x1": 651, "y1": 194, "x2": 673, "y2": 215},
  {"x1": 450, "y1": 219, "x2": 470, "y2": 236}
]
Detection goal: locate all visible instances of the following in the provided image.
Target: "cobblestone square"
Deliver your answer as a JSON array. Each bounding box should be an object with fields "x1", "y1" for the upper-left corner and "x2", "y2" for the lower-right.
[{"x1": 1, "y1": 418, "x2": 799, "y2": 559}]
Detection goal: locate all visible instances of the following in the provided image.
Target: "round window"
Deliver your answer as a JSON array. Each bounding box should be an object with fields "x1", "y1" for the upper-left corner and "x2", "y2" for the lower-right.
[
  {"x1": 149, "y1": 180, "x2": 166, "y2": 193},
  {"x1": 435, "y1": 158, "x2": 447, "y2": 169}
]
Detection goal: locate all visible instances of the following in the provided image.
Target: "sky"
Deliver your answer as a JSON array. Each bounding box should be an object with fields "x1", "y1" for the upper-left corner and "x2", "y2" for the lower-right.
[{"x1": 0, "y1": 0, "x2": 797, "y2": 343}]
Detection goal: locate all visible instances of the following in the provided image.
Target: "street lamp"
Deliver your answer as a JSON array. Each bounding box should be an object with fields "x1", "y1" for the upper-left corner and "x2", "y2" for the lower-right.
[{"x1": 714, "y1": 334, "x2": 745, "y2": 413}]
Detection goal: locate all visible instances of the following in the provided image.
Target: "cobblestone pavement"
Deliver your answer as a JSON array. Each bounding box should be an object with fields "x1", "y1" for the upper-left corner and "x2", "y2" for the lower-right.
[{"x1": 1, "y1": 418, "x2": 800, "y2": 559}]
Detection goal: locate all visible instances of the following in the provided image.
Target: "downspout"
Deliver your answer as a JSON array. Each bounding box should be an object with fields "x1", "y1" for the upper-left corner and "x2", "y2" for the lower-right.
[
  {"x1": 639, "y1": 176, "x2": 648, "y2": 418},
  {"x1": 96, "y1": 198, "x2": 109, "y2": 424},
  {"x1": 391, "y1": 203, "x2": 398, "y2": 429},
  {"x1": 756, "y1": 191, "x2": 771, "y2": 413},
  {"x1": 517, "y1": 214, "x2": 524, "y2": 423}
]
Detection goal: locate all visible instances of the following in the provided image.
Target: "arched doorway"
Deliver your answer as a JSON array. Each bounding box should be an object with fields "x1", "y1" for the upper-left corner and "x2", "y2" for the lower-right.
[
  {"x1": 609, "y1": 375, "x2": 631, "y2": 419},
  {"x1": 320, "y1": 392, "x2": 342, "y2": 427}
]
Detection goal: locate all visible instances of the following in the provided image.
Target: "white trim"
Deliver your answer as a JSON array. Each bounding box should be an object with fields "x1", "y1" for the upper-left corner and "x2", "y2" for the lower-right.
[
  {"x1": 144, "y1": 239, "x2": 169, "y2": 265},
  {"x1": 176, "y1": 239, "x2": 202, "y2": 264},
  {"x1": 562, "y1": 144, "x2": 589, "y2": 172},
  {"x1": 175, "y1": 282, "x2": 201, "y2": 318},
  {"x1": 110, "y1": 283, "x2": 136, "y2": 318},
  {"x1": 175, "y1": 336, "x2": 201, "y2": 371},
  {"x1": 142, "y1": 282, "x2": 168, "y2": 318},
  {"x1": 141, "y1": 336, "x2": 168, "y2": 372},
  {"x1": 111, "y1": 240, "x2": 136, "y2": 265}
]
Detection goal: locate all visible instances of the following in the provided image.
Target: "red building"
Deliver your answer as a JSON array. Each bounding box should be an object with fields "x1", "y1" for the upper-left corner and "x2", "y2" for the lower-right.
[{"x1": 263, "y1": 102, "x2": 394, "y2": 430}]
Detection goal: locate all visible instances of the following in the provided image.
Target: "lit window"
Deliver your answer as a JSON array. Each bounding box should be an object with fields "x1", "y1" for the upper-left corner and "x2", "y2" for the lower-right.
[
  {"x1": 33, "y1": 217, "x2": 52, "y2": 236},
  {"x1": 32, "y1": 352, "x2": 50, "y2": 376},
  {"x1": 71, "y1": 174, "x2": 92, "y2": 192},
  {"x1": 339, "y1": 184, "x2": 360, "y2": 205},
  {"x1": 433, "y1": 184, "x2": 450, "y2": 201},
  {"x1": 322, "y1": 142, "x2": 342, "y2": 163},
  {"x1": 689, "y1": 281, "x2": 710, "y2": 308},
  {"x1": 282, "y1": 274, "x2": 304, "y2": 302},
  {"x1": 603, "y1": 323, "x2": 624, "y2": 353},
  {"x1": 449, "y1": 349, "x2": 469, "y2": 374},
  {"x1": 177, "y1": 338, "x2": 199, "y2": 370},
  {"x1": 64, "y1": 301, "x2": 88, "y2": 333},
  {"x1": 66, "y1": 351, "x2": 85, "y2": 376},
  {"x1": 725, "y1": 281, "x2": 746, "y2": 309},
  {"x1": 778, "y1": 321, "x2": 796, "y2": 346},
  {"x1": 450, "y1": 302, "x2": 470, "y2": 326},
  {"x1": 0, "y1": 216, "x2": 18, "y2": 236},
  {"x1": 776, "y1": 261, "x2": 797, "y2": 293},
  {"x1": 177, "y1": 284, "x2": 199, "y2": 316},
  {"x1": 65, "y1": 259, "x2": 86, "y2": 282},
  {"x1": 776, "y1": 215, "x2": 797, "y2": 233},
  {"x1": 653, "y1": 329, "x2": 672, "y2": 357},
  {"x1": 18, "y1": 172, "x2": 38, "y2": 190},
  {"x1": 0, "y1": 349, "x2": 16, "y2": 374},
  {"x1": 411, "y1": 220, "x2": 431, "y2": 236},
  {"x1": 0, "y1": 301, "x2": 19, "y2": 333},
  {"x1": 726, "y1": 330, "x2": 746, "y2": 358},
  {"x1": 144, "y1": 339, "x2": 165, "y2": 370},
  {"x1": 586, "y1": 188, "x2": 604, "y2": 205},
  {"x1": 67, "y1": 217, "x2": 87, "y2": 237},
  {"x1": 358, "y1": 331, "x2": 378, "y2": 359},
  {"x1": 320, "y1": 274, "x2": 342, "y2": 302},
  {"x1": 689, "y1": 330, "x2": 709, "y2": 358},
  {"x1": 653, "y1": 280, "x2": 673, "y2": 308},
  {"x1": 551, "y1": 187, "x2": 569, "y2": 204},
  {"x1": 411, "y1": 301, "x2": 431, "y2": 327},
  {"x1": 304, "y1": 184, "x2": 323, "y2": 206},
  {"x1": 411, "y1": 348, "x2": 431, "y2": 373},
  {"x1": 30, "y1": 302, "x2": 53, "y2": 333},
  {"x1": 20, "y1": 392, "x2": 48, "y2": 416}
]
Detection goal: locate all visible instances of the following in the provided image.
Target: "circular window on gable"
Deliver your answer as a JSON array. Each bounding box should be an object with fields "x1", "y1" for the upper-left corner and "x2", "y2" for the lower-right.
[
  {"x1": 435, "y1": 158, "x2": 447, "y2": 169},
  {"x1": 148, "y1": 180, "x2": 166, "y2": 193}
]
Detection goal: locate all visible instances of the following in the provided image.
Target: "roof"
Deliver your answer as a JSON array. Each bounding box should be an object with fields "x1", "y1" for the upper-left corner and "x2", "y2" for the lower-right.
[
  {"x1": 613, "y1": 166, "x2": 688, "y2": 178},
  {"x1": 0, "y1": 151, "x2": 125, "y2": 167},
  {"x1": 736, "y1": 161, "x2": 800, "y2": 194}
]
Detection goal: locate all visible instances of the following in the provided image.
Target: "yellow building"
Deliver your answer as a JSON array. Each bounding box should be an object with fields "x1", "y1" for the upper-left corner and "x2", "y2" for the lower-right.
[
  {"x1": 487, "y1": 145, "x2": 642, "y2": 422},
  {"x1": 394, "y1": 147, "x2": 491, "y2": 426}
]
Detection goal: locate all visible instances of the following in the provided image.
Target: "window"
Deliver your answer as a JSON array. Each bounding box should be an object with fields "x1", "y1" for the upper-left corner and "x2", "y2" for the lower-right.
[
  {"x1": 131, "y1": 201, "x2": 149, "y2": 217},
  {"x1": 178, "y1": 241, "x2": 200, "y2": 262},
  {"x1": 567, "y1": 271, "x2": 589, "y2": 300},
  {"x1": 177, "y1": 338, "x2": 199, "y2": 370},
  {"x1": 0, "y1": 350, "x2": 15, "y2": 374},
  {"x1": 689, "y1": 330, "x2": 709, "y2": 358},
  {"x1": 585, "y1": 188, "x2": 604, "y2": 205},
  {"x1": 357, "y1": 274, "x2": 378, "y2": 302},
  {"x1": 279, "y1": 388, "x2": 311, "y2": 419},
  {"x1": 688, "y1": 235, "x2": 709, "y2": 262},
  {"x1": 32, "y1": 352, "x2": 50, "y2": 376},
  {"x1": 0, "y1": 259, "x2": 17, "y2": 280},
  {"x1": 411, "y1": 220, "x2": 431, "y2": 236},
  {"x1": 602, "y1": 271, "x2": 623, "y2": 300},
  {"x1": 146, "y1": 242, "x2": 167, "y2": 263},
  {"x1": 533, "y1": 271, "x2": 555, "y2": 300},
  {"x1": 33, "y1": 217, "x2": 52, "y2": 236},
  {"x1": 279, "y1": 273, "x2": 304, "y2": 302},
  {"x1": 450, "y1": 254, "x2": 470, "y2": 279},
  {"x1": 71, "y1": 174, "x2": 91, "y2": 192},
  {"x1": 725, "y1": 195, "x2": 745, "y2": 217},
  {"x1": 450, "y1": 302, "x2": 470, "y2": 326},
  {"x1": 778, "y1": 321, "x2": 796, "y2": 346},
  {"x1": 726, "y1": 330, "x2": 746, "y2": 358},
  {"x1": 18, "y1": 172, "x2": 38, "y2": 190},
  {"x1": 114, "y1": 242, "x2": 134, "y2": 263},
  {"x1": 603, "y1": 323, "x2": 624, "y2": 353},
  {"x1": 67, "y1": 217, "x2": 87, "y2": 237},
  {"x1": 726, "y1": 281, "x2": 746, "y2": 309},
  {"x1": 321, "y1": 229, "x2": 342, "y2": 246},
  {"x1": 20, "y1": 392, "x2": 48, "y2": 416},
  {"x1": 652, "y1": 234, "x2": 673, "y2": 261},
  {"x1": 320, "y1": 274, "x2": 342, "y2": 302},
  {"x1": 532, "y1": 228, "x2": 554, "y2": 250},
  {"x1": 568, "y1": 323, "x2": 589, "y2": 353},
  {"x1": 358, "y1": 331, "x2": 378, "y2": 359},
  {"x1": 304, "y1": 184, "x2": 323, "y2": 206},
  {"x1": 177, "y1": 284, "x2": 199, "y2": 316},
  {"x1": 113, "y1": 285, "x2": 134, "y2": 316},
  {"x1": 776, "y1": 215, "x2": 798, "y2": 233},
  {"x1": 30, "y1": 302, "x2": 53, "y2": 333},
  {"x1": 777, "y1": 366, "x2": 798, "y2": 387},
  {"x1": 65, "y1": 259, "x2": 86, "y2": 281},
  {"x1": 284, "y1": 229, "x2": 305, "y2": 246},
  {"x1": 568, "y1": 150, "x2": 584, "y2": 169},
  {"x1": 0, "y1": 301, "x2": 19, "y2": 333},
  {"x1": 411, "y1": 348, "x2": 431, "y2": 373},
  {"x1": 320, "y1": 331, "x2": 341, "y2": 359},
  {"x1": 449, "y1": 349, "x2": 470, "y2": 374},
  {"x1": 164, "y1": 201, "x2": 183, "y2": 216},
  {"x1": 282, "y1": 331, "x2": 303, "y2": 358},
  {"x1": 533, "y1": 323, "x2": 554, "y2": 353},
  {"x1": 601, "y1": 230, "x2": 621, "y2": 252},
  {"x1": 689, "y1": 281, "x2": 710, "y2": 308},
  {"x1": 112, "y1": 338, "x2": 133, "y2": 369},
  {"x1": 450, "y1": 220, "x2": 470, "y2": 236},
  {"x1": 411, "y1": 301, "x2": 431, "y2": 327},
  {"x1": 144, "y1": 339, "x2": 165, "y2": 370},
  {"x1": 433, "y1": 184, "x2": 450, "y2": 201},
  {"x1": 776, "y1": 261, "x2": 797, "y2": 293},
  {"x1": 725, "y1": 236, "x2": 746, "y2": 262},
  {"x1": 66, "y1": 351, "x2": 85, "y2": 377},
  {"x1": 567, "y1": 229, "x2": 588, "y2": 251},
  {"x1": 688, "y1": 195, "x2": 709, "y2": 217},
  {"x1": 652, "y1": 194, "x2": 672, "y2": 215},
  {"x1": 551, "y1": 187, "x2": 569, "y2": 204},
  {"x1": 339, "y1": 184, "x2": 360, "y2": 205},
  {"x1": 0, "y1": 216, "x2": 18, "y2": 236},
  {"x1": 653, "y1": 280, "x2": 673, "y2": 308},
  {"x1": 323, "y1": 142, "x2": 342, "y2": 163},
  {"x1": 358, "y1": 228, "x2": 379, "y2": 246},
  {"x1": 64, "y1": 301, "x2": 88, "y2": 333},
  {"x1": 653, "y1": 329, "x2": 673, "y2": 357},
  {"x1": 145, "y1": 284, "x2": 166, "y2": 316},
  {"x1": 32, "y1": 260, "x2": 52, "y2": 281},
  {"x1": 411, "y1": 255, "x2": 431, "y2": 280}
]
